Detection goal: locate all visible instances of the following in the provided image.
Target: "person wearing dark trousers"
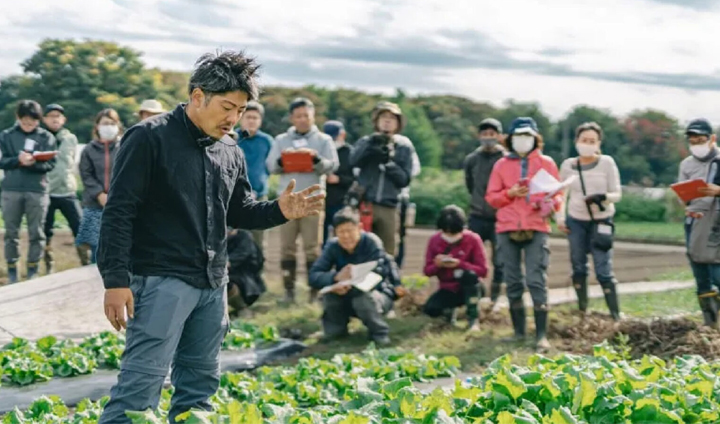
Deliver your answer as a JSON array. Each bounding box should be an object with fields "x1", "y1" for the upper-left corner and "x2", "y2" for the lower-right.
[
  {"x1": 42, "y1": 103, "x2": 85, "y2": 272},
  {"x1": 557, "y1": 122, "x2": 622, "y2": 321},
  {"x1": 0, "y1": 100, "x2": 57, "y2": 283},
  {"x1": 463, "y1": 118, "x2": 506, "y2": 309},
  {"x1": 485, "y1": 117, "x2": 564, "y2": 353},
  {"x1": 322, "y1": 120, "x2": 354, "y2": 246},
  {"x1": 309, "y1": 208, "x2": 405, "y2": 346},
  {"x1": 423, "y1": 205, "x2": 488, "y2": 331},
  {"x1": 95, "y1": 51, "x2": 325, "y2": 424}
]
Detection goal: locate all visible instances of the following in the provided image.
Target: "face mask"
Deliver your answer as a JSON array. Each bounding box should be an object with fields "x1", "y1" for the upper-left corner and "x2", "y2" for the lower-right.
[
  {"x1": 480, "y1": 137, "x2": 497, "y2": 149},
  {"x1": 512, "y1": 135, "x2": 535, "y2": 155},
  {"x1": 690, "y1": 142, "x2": 711, "y2": 159},
  {"x1": 576, "y1": 143, "x2": 598, "y2": 158},
  {"x1": 441, "y1": 233, "x2": 463, "y2": 244},
  {"x1": 98, "y1": 124, "x2": 119, "y2": 141}
]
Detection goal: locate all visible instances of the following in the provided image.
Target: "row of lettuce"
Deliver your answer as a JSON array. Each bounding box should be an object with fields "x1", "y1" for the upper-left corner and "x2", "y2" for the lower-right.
[{"x1": 3, "y1": 342, "x2": 720, "y2": 423}]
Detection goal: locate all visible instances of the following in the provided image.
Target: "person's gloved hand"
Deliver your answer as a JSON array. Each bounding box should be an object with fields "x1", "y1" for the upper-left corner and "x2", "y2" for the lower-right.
[
  {"x1": 584, "y1": 194, "x2": 607, "y2": 205},
  {"x1": 276, "y1": 157, "x2": 283, "y2": 168}
]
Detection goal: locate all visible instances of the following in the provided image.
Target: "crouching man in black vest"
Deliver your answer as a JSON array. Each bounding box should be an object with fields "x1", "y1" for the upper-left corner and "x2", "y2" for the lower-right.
[{"x1": 309, "y1": 207, "x2": 406, "y2": 346}]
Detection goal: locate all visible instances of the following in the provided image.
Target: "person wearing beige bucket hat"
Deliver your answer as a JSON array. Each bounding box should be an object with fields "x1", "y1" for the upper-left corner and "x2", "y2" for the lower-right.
[{"x1": 137, "y1": 99, "x2": 166, "y2": 121}]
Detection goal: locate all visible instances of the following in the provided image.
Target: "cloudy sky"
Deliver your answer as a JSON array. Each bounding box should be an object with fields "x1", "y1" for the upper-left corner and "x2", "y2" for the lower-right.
[{"x1": 2, "y1": 0, "x2": 720, "y2": 124}]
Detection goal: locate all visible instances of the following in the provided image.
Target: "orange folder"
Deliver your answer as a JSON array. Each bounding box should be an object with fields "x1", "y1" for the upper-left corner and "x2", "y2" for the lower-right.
[
  {"x1": 671, "y1": 179, "x2": 708, "y2": 203},
  {"x1": 32, "y1": 151, "x2": 58, "y2": 162}
]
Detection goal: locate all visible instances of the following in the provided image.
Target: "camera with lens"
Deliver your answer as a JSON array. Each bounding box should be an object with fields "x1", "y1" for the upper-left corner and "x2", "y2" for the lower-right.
[{"x1": 368, "y1": 133, "x2": 394, "y2": 163}]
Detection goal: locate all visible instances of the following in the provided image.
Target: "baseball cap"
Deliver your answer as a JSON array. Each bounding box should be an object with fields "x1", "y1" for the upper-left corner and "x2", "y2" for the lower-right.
[
  {"x1": 478, "y1": 118, "x2": 502, "y2": 133},
  {"x1": 686, "y1": 118, "x2": 713, "y2": 136},
  {"x1": 323, "y1": 120, "x2": 345, "y2": 140},
  {"x1": 138, "y1": 99, "x2": 165, "y2": 114},
  {"x1": 44, "y1": 103, "x2": 65, "y2": 116},
  {"x1": 509, "y1": 117, "x2": 539, "y2": 136}
]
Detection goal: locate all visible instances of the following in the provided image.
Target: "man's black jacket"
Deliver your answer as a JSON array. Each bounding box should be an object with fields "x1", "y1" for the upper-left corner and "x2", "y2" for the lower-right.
[{"x1": 97, "y1": 104, "x2": 288, "y2": 290}]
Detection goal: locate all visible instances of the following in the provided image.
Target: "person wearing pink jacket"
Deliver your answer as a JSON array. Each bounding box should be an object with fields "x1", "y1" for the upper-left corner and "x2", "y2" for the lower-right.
[{"x1": 485, "y1": 117, "x2": 563, "y2": 352}]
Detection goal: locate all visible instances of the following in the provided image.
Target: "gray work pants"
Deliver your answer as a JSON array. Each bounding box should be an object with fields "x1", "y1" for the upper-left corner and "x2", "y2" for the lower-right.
[
  {"x1": 497, "y1": 232, "x2": 550, "y2": 309},
  {"x1": 98, "y1": 276, "x2": 228, "y2": 424},
  {"x1": 1, "y1": 191, "x2": 49, "y2": 265},
  {"x1": 322, "y1": 290, "x2": 393, "y2": 339}
]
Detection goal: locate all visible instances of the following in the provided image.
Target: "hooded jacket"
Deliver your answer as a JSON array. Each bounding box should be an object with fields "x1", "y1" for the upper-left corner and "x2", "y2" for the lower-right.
[
  {"x1": 79, "y1": 139, "x2": 119, "y2": 209},
  {"x1": 266, "y1": 125, "x2": 339, "y2": 191},
  {"x1": 0, "y1": 123, "x2": 57, "y2": 193},
  {"x1": 47, "y1": 128, "x2": 79, "y2": 196}
]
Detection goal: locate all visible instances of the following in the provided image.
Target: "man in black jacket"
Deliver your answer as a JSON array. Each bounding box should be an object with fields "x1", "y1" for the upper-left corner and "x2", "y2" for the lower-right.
[
  {"x1": 96, "y1": 51, "x2": 324, "y2": 424},
  {"x1": 322, "y1": 120, "x2": 354, "y2": 246},
  {"x1": 310, "y1": 208, "x2": 405, "y2": 345},
  {"x1": 0, "y1": 100, "x2": 57, "y2": 282}
]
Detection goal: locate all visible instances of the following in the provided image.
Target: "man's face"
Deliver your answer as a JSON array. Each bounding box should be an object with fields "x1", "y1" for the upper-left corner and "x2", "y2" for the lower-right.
[
  {"x1": 290, "y1": 106, "x2": 314, "y2": 134},
  {"x1": 240, "y1": 110, "x2": 262, "y2": 135},
  {"x1": 377, "y1": 111, "x2": 399, "y2": 134},
  {"x1": 688, "y1": 134, "x2": 711, "y2": 146},
  {"x1": 479, "y1": 128, "x2": 502, "y2": 141},
  {"x1": 43, "y1": 111, "x2": 66, "y2": 133},
  {"x1": 18, "y1": 116, "x2": 39, "y2": 133},
  {"x1": 335, "y1": 222, "x2": 362, "y2": 252},
  {"x1": 191, "y1": 89, "x2": 249, "y2": 139}
]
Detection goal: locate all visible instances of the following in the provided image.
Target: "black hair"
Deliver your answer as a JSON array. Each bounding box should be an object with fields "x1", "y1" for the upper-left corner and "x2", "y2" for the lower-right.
[
  {"x1": 289, "y1": 97, "x2": 314, "y2": 114},
  {"x1": 188, "y1": 51, "x2": 260, "y2": 101},
  {"x1": 575, "y1": 121, "x2": 603, "y2": 140},
  {"x1": 332, "y1": 207, "x2": 360, "y2": 228},
  {"x1": 436, "y1": 205, "x2": 466, "y2": 234},
  {"x1": 246, "y1": 100, "x2": 265, "y2": 117},
  {"x1": 16, "y1": 100, "x2": 42, "y2": 120}
]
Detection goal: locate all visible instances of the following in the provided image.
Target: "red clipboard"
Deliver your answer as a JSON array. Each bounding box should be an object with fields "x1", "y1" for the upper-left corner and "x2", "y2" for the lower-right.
[
  {"x1": 670, "y1": 179, "x2": 708, "y2": 203},
  {"x1": 281, "y1": 151, "x2": 314, "y2": 173},
  {"x1": 32, "y1": 151, "x2": 58, "y2": 162}
]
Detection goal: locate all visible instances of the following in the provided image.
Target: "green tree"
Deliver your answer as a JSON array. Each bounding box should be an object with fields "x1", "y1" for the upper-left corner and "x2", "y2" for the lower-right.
[
  {"x1": 622, "y1": 109, "x2": 684, "y2": 186},
  {"x1": 398, "y1": 100, "x2": 442, "y2": 168}
]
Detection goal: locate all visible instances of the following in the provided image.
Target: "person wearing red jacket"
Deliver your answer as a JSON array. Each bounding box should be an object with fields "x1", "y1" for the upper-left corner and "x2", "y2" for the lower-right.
[
  {"x1": 485, "y1": 117, "x2": 563, "y2": 352},
  {"x1": 423, "y1": 205, "x2": 488, "y2": 331}
]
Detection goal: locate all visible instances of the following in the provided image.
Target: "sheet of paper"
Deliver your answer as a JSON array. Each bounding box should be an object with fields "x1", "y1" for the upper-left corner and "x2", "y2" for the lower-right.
[
  {"x1": 319, "y1": 261, "x2": 381, "y2": 295},
  {"x1": 528, "y1": 169, "x2": 574, "y2": 195},
  {"x1": 353, "y1": 272, "x2": 383, "y2": 293},
  {"x1": 350, "y1": 261, "x2": 378, "y2": 280},
  {"x1": 24, "y1": 138, "x2": 36, "y2": 152}
]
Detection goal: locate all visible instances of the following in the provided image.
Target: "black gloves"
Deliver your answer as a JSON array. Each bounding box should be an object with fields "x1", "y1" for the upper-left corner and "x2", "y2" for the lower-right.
[
  {"x1": 276, "y1": 157, "x2": 283, "y2": 168},
  {"x1": 312, "y1": 155, "x2": 321, "y2": 165},
  {"x1": 585, "y1": 194, "x2": 607, "y2": 211}
]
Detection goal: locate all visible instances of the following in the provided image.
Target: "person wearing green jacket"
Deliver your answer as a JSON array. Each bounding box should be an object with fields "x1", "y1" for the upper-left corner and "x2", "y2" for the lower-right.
[{"x1": 42, "y1": 104, "x2": 86, "y2": 272}]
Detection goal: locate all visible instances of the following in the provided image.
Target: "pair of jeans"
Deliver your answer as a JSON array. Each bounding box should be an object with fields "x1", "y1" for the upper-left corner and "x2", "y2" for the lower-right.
[
  {"x1": 566, "y1": 215, "x2": 615, "y2": 284},
  {"x1": 98, "y1": 275, "x2": 228, "y2": 424},
  {"x1": 685, "y1": 221, "x2": 720, "y2": 294}
]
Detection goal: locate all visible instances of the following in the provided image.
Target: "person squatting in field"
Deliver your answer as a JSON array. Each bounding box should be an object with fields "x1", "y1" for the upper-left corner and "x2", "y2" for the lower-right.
[
  {"x1": 96, "y1": 51, "x2": 325, "y2": 424},
  {"x1": 485, "y1": 117, "x2": 564, "y2": 353}
]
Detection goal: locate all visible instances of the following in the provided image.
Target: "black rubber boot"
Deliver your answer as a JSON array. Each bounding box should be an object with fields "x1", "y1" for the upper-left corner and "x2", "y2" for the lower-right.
[
  {"x1": 26, "y1": 262, "x2": 39, "y2": 280},
  {"x1": 76, "y1": 245, "x2": 90, "y2": 266},
  {"x1": 699, "y1": 291, "x2": 719, "y2": 328},
  {"x1": 534, "y1": 308, "x2": 551, "y2": 353},
  {"x1": 44, "y1": 245, "x2": 55, "y2": 275},
  {"x1": 503, "y1": 299, "x2": 526, "y2": 342},
  {"x1": 601, "y1": 280, "x2": 621, "y2": 322},
  {"x1": 7, "y1": 262, "x2": 18, "y2": 284},
  {"x1": 307, "y1": 261, "x2": 318, "y2": 303},
  {"x1": 281, "y1": 260, "x2": 297, "y2": 304},
  {"x1": 573, "y1": 276, "x2": 588, "y2": 314}
]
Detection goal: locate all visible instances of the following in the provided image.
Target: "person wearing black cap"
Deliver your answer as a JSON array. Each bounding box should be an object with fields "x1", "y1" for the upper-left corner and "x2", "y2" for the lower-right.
[
  {"x1": 485, "y1": 117, "x2": 563, "y2": 352},
  {"x1": 463, "y1": 117, "x2": 506, "y2": 310},
  {"x1": 678, "y1": 118, "x2": 720, "y2": 328},
  {"x1": 322, "y1": 120, "x2": 354, "y2": 246},
  {"x1": 42, "y1": 103, "x2": 86, "y2": 272},
  {"x1": 0, "y1": 100, "x2": 57, "y2": 283}
]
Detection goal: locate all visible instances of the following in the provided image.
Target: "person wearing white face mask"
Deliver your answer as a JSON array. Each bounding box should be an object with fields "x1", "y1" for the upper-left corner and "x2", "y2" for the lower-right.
[
  {"x1": 557, "y1": 122, "x2": 622, "y2": 321},
  {"x1": 76, "y1": 108, "x2": 123, "y2": 263},
  {"x1": 485, "y1": 117, "x2": 563, "y2": 352},
  {"x1": 678, "y1": 118, "x2": 720, "y2": 328}
]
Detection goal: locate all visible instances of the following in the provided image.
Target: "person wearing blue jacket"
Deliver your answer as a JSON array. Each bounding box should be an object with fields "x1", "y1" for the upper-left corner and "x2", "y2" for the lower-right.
[
  {"x1": 309, "y1": 208, "x2": 406, "y2": 346},
  {"x1": 237, "y1": 101, "x2": 273, "y2": 253}
]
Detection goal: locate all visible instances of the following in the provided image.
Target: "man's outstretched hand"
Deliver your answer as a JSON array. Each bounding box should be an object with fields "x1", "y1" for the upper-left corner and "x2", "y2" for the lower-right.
[
  {"x1": 104, "y1": 288, "x2": 134, "y2": 331},
  {"x1": 278, "y1": 179, "x2": 326, "y2": 220}
]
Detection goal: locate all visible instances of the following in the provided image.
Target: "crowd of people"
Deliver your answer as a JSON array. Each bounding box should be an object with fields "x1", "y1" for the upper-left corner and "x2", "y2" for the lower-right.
[{"x1": 1, "y1": 68, "x2": 720, "y2": 355}]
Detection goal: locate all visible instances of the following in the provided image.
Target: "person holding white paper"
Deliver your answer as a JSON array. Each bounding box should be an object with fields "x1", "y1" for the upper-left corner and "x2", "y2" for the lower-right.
[
  {"x1": 557, "y1": 122, "x2": 622, "y2": 321},
  {"x1": 309, "y1": 208, "x2": 405, "y2": 346}
]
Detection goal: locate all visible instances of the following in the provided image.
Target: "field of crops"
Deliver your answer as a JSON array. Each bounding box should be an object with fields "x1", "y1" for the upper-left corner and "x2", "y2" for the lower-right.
[{"x1": 3, "y1": 325, "x2": 720, "y2": 424}]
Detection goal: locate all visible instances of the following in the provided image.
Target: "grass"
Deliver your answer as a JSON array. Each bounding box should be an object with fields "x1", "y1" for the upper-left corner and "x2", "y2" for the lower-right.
[
  {"x1": 551, "y1": 221, "x2": 685, "y2": 244},
  {"x1": 649, "y1": 268, "x2": 694, "y2": 282},
  {"x1": 557, "y1": 287, "x2": 699, "y2": 319}
]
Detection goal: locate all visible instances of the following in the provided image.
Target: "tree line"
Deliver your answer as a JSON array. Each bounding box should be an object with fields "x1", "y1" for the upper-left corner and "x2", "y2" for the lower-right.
[{"x1": 0, "y1": 39, "x2": 691, "y2": 187}]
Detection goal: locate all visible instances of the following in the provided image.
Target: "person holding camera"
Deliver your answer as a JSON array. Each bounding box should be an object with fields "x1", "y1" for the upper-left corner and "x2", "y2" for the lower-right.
[
  {"x1": 349, "y1": 101, "x2": 416, "y2": 256},
  {"x1": 485, "y1": 117, "x2": 563, "y2": 352},
  {"x1": 557, "y1": 122, "x2": 622, "y2": 321},
  {"x1": 423, "y1": 205, "x2": 488, "y2": 331}
]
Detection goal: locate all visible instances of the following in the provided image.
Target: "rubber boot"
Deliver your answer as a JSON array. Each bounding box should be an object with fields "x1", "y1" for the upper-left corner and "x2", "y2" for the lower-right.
[
  {"x1": 601, "y1": 280, "x2": 621, "y2": 322},
  {"x1": 281, "y1": 260, "x2": 297, "y2": 304},
  {"x1": 442, "y1": 308, "x2": 458, "y2": 326},
  {"x1": 490, "y1": 282, "x2": 502, "y2": 304},
  {"x1": 534, "y1": 308, "x2": 551, "y2": 353},
  {"x1": 573, "y1": 276, "x2": 588, "y2": 315},
  {"x1": 502, "y1": 299, "x2": 526, "y2": 342},
  {"x1": 44, "y1": 246, "x2": 55, "y2": 275},
  {"x1": 26, "y1": 262, "x2": 39, "y2": 280},
  {"x1": 7, "y1": 262, "x2": 18, "y2": 284},
  {"x1": 698, "y1": 291, "x2": 720, "y2": 328},
  {"x1": 307, "y1": 261, "x2": 318, "y2": 304},
  {"x1": 76, "y1": 245, "x2": 90, "y2": 266}
]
